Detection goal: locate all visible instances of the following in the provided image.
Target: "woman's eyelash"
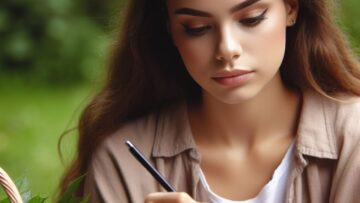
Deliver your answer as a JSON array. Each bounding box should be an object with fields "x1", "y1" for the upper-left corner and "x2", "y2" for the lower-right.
[
  {"x1": 239, "y1": 9, "x2": 268, "y2": 27},
  {"x1": 182, "y1": 24, "x2": 211, "y2": 36},
  {"x1": 182, "y1": 9, "x2": 268, "y2": 36}
]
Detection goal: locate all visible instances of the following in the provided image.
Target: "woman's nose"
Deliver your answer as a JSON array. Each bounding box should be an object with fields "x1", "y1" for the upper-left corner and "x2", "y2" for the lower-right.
[{"x1": 215, "y1": 27, "x2": 243, "y2": 64}]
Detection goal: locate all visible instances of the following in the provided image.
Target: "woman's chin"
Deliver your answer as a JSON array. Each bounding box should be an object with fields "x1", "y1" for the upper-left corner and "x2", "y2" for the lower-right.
[{"x1": 204, "y1": 86, "x2": 262, "y2": 105}]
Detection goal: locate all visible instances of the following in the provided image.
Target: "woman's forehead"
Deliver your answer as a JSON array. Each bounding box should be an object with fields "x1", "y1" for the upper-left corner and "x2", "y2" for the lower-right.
[
  {"x1": 166, "y1": 0, "x2": 288, "y2": 20},
  {"x1": 166, "y1": 0, "x2": 279, "y2": 14}
]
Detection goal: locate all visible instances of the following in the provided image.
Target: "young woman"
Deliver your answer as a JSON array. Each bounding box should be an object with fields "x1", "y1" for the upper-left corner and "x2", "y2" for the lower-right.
[{"x1": 59, "y1": 0, "x2": 360, "y2": 202}]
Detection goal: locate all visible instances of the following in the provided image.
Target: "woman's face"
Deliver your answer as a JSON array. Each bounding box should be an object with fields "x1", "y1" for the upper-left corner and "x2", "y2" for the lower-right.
[{"x1": 167, "y1": 0, "x2": 297, "y2": 104}]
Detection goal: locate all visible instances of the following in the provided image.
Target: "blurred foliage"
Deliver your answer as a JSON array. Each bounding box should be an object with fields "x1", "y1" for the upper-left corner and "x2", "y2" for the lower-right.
[
  {"x1": 338, "y1": 0, "x2": 360, "y2": 55},
  {"x1": 0, "y1": 77, "x2": 91, "y2": 198},
  {"x1": 0, "y1": 0, "x2": 122, "y2": 85},
  {"x1": 0, "y1": 174, "x2": 86, "y2": 203},
  {"x1": 0, "y1": 0, "x2": 358, "y2": 86},
  {"x1": 0, "y1": 0, "x2": 124, "y2": 198}
]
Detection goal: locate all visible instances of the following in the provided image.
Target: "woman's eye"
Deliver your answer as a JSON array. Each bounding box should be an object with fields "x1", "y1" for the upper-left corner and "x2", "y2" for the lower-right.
[
  {"x1": 239, "y1": 9, "x2": 268, "y2": 27},
  {"x1": 182, "y1": 24, "x2": 211, "y2": 37}
]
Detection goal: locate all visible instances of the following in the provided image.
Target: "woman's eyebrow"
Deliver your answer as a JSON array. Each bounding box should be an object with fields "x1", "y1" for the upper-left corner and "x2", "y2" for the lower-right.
[
  {"x1": 174, "y1": 0, "x2": 261, "y2": 17},
  {"x1": 174, "y1": 8, "x2": 211, "y2": 17},
  {"x1": 230, "y1": 0, "x2": 261, "y2": 13}
]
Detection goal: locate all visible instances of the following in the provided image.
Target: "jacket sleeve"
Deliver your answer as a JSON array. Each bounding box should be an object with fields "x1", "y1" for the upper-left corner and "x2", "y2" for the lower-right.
[
  {"x1": 331, "y1": 134, "x2": 360, "y2": 202},
  {"x1": 83, "y1": 165, "x2": 105, "y2": 203},
  {"x1": 83, "y1": 145, "x2": 131, "y2": 203}
]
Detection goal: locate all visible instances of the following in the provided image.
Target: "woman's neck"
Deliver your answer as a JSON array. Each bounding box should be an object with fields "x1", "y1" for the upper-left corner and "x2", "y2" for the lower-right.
[{"x1": 188, "y1": 75, "x2": 302, "y2": 149}]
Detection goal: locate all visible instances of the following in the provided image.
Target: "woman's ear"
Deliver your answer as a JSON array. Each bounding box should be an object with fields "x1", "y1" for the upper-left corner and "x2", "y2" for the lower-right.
[{"x1": 285, "y1": 0, "x2": 299, "y2": 26}]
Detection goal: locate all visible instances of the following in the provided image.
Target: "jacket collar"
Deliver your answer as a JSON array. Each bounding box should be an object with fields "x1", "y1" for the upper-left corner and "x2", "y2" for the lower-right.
[
  {"x1": 151, "y1": 90, "x2": 339, "y2": 161},
  {"x1": 151, "y1": 101, "x2": 201, "y2": 161},
  {"x1": 295, "y1": 90, "x2": 338, "y2": 160}
]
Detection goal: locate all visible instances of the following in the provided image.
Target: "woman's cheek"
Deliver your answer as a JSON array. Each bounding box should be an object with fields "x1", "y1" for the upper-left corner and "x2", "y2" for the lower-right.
[
  {"x1": 252, "y1": 20, "x2": 287, "y2": 77},
  {"x1": 177, "y1": 38, "x2": 213, "y2": 73}
]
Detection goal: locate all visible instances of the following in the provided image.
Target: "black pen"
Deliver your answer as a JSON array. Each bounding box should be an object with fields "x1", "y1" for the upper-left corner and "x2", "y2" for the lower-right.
[{"x1": 125, "y1": 140, "x2": 176, "y2": 192}]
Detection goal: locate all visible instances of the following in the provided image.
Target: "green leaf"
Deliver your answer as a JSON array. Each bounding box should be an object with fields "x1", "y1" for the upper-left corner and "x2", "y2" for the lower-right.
[
  {"x1": 21, "y1": 191, "x2": 32, "y2": 203},
  {"x1": 0, "y1": 198, "x2": 10, "y2": 203},
  {"x1": 13, "y1": 176, "x2": 32, "y2": 202},
  {"x1": 28, "y1": 196, "x2": 47, "y2": 203},
  {"x1": 58, "y1": 174, "x2": 87, "y2": 203},
  {"x1": 14, "y1": 175, "x2": 30, "y2": 194}
]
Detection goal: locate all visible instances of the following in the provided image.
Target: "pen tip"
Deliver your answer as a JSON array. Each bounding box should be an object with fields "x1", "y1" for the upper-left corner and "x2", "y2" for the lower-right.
[{"x1": 125, "y1": 140, "x2": 133, "y2": 148}]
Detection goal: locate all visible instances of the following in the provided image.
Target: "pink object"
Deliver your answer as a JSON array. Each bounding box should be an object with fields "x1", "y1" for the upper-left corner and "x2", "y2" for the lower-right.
[{"x1": 0, "y1": 167, "x2": 23, "y2": 203}]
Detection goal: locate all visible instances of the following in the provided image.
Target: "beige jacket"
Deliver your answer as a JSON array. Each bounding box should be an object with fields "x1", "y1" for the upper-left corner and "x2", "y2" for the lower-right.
[{"x1": 84, "y1": 90, "x2": 360, "y2": 203}]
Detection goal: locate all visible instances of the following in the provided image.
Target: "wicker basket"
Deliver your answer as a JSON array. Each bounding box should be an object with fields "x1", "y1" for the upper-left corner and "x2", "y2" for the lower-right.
[{"x1": 0, "y1": 167, "x2": 23, "y2": 203}]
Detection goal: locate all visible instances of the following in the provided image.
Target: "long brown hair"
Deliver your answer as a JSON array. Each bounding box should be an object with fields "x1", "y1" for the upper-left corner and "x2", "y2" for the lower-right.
[{"x1": 58, "y1": 0, "x2": 360, "y2": 197}]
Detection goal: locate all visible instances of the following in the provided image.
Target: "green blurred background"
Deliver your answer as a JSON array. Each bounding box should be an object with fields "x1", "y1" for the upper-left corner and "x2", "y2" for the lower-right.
[{"x1": 0, "y1": 0, "x2": 359, "y2": 200}]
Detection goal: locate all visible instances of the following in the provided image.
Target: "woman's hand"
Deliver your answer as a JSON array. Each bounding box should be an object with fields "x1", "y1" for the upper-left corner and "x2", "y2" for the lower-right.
[{"x1": 144, "y1": 192, "x2": 206, "y2": 203}]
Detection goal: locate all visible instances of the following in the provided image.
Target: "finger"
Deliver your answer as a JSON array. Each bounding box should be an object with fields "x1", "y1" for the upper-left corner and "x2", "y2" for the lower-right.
[{"x1": 144, "y1": 192, "x2": 196, "y2": 203}]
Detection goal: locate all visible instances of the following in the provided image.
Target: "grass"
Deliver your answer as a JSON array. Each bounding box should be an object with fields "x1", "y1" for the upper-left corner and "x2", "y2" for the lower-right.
[{"x1": 0, "y1": 76, "x2": 96, "y2": 199}]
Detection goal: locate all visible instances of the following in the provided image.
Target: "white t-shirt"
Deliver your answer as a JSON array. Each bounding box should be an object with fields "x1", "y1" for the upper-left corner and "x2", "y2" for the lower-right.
[{"x1": 198, "y1": 142, "x2": 295, "y2": 203}]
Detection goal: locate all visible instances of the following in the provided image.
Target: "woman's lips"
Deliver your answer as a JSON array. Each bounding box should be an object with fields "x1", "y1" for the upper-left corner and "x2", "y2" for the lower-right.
[{"x1": 212, "y1": 70, "x2": 254, "y2": 86}]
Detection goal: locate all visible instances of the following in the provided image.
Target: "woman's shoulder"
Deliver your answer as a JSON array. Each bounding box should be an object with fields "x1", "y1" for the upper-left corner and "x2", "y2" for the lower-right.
[
  {"x1": 298, "y1": 90, "x2": 360, "y2": 159},
  {"x1": 99, "y1": 101, "x2": 187, "y2": 156},
  {"x1": 317, "y1": 91, "x2": 360, "y2": 158},
  {"x1": 303, "y1": 90, "x2": 360, "y2": 135},
  {"x1": 296, "y1": 90, "x2": 360, "y2": 203},
  {"x1": 84, "y1": 101, "x2": 189, "y2": 202},
  {"x1": 321, "y1": 92, "x2": 360, "y2": 137},
  {"x1": 320, "y1": 93, "x2": 360, "y2": 199}
]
